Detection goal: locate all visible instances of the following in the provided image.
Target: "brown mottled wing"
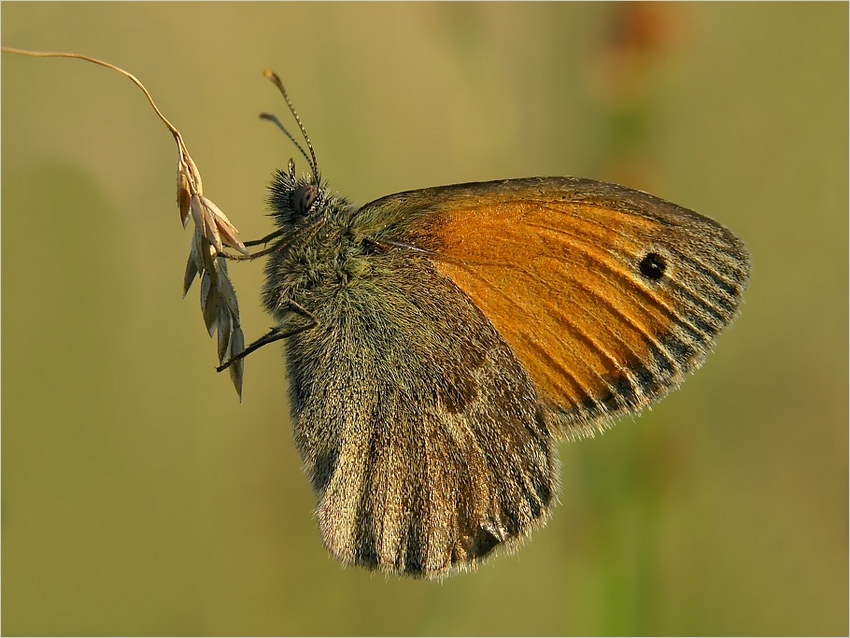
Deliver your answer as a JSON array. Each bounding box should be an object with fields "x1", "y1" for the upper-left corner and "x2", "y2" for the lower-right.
[
  {"x1": 362, "y1": 177, "x2": 751, "y2": 437},
  {"x1": 285, "y1": 241, "x2": 558, "y2": 578}
]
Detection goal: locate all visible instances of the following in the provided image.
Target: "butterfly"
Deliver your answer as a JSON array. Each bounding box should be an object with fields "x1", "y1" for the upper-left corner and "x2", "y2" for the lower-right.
[{"x1": 223, "y1": 72, "x2": 750, "y2": 579}]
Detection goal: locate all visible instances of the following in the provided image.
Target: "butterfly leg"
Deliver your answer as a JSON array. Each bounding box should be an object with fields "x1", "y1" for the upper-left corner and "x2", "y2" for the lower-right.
[
  {"x1": 243, "y1": 229, "x2": 285, "y2": 247},
  {"x1": 216, "y1": 300, "x2": 317, "y2": 372},
  {"x1": 221, "y1": 232, "x2": 285, "y2": 262}
]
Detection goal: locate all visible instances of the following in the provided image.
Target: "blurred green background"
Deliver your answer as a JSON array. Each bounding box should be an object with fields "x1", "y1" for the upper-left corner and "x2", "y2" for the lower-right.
[{"x1": 2, "y1": 3, "x2": 846, "y2": 636}]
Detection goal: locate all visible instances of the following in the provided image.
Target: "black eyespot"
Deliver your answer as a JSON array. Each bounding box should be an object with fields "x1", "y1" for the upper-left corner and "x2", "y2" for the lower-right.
[
  {"x1": 639, "y1": 252, "x2": 667, "y2": 281},
  {"x1": 293, "y1": 184, "x2": 318, "y2": 215}
]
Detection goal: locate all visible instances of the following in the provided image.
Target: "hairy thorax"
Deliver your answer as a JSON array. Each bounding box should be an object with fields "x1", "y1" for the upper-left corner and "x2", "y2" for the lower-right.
[{"x1": 262, "y1": 200, "x2": 384, "y2": 323}]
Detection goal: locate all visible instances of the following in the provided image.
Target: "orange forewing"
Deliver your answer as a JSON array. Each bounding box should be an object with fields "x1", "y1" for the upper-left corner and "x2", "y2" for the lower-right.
[
  {"x1": 435, "y1": 198, "x2": 674, "y2": 411},
  {"x1": 376, "y1": 177, "x2": 749, "y2": 435}
]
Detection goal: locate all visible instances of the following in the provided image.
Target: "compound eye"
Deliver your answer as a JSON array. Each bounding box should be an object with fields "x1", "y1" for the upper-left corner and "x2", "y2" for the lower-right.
[{"x1": 293, "y1": 184, "x2": 318, "y2": 216}]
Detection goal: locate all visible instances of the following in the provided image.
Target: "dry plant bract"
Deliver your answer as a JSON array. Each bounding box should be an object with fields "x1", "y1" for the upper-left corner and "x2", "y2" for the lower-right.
[{"x1": 3, "y1": 47, "x2": 250, "y2": 397}]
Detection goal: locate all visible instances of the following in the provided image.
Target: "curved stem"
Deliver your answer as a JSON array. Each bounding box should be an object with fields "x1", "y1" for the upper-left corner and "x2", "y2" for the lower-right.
[{"x1": 3, "y1": 46, "x2": 182, "y2": 139}]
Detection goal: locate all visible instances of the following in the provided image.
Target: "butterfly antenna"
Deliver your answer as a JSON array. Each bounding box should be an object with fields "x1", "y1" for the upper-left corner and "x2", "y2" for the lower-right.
[
  {"x1": 259, "y1": 112, "x2": 313, "y2": 173},
  {"x1": 262, "y1": 70, "x2": 319, "y2": 183}
]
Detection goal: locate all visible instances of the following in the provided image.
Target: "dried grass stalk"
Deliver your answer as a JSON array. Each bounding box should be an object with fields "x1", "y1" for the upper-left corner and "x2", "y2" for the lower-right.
[{"x1": 3, "y1": 46, "x2": 250, "y2": 398}]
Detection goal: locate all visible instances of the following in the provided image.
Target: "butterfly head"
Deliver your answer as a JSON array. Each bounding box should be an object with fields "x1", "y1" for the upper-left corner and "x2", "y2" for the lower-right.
[{"x1": 266, "y1": 158, "x2": 327, "y2": 229}]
